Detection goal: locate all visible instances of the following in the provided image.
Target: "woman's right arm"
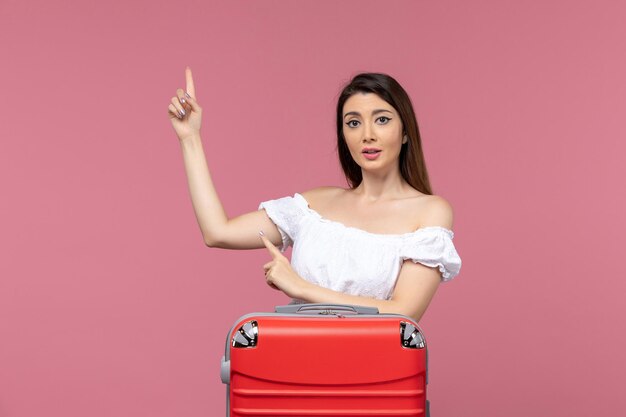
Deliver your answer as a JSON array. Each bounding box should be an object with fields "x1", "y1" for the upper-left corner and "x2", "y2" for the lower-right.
[{"x1": 169, "y1": 67, "x2": 282, "y2": 249}]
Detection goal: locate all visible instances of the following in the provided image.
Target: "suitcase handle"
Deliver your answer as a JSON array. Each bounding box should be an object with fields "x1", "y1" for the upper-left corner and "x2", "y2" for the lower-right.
[{"x1": 274, "y1": 303, "x2": 379, "y2": 315}]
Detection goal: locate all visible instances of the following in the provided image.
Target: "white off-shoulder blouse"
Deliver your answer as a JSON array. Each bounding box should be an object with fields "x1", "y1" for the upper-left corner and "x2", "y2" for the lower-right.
[{"x1": 259, "y1": 193, "x2": 462, "y2": 304}]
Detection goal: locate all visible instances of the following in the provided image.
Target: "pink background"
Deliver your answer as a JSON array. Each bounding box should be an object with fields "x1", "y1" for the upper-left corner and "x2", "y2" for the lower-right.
[{"x1": 1, "y1": 0, "x2": 625, "y2": 416}]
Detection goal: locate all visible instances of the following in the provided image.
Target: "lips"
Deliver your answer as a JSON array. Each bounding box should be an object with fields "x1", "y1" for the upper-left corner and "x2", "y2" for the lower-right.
[
  {"x1": 362, "y1": 148, "x2": 382, "y2": 160},
  {"x1": 362, "y1": 147, "x2": 382, "y2": 154}
]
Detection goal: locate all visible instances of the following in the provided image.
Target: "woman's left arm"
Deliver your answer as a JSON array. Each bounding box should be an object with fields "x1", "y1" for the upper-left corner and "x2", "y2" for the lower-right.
[
  {"x1": 296, "y1": 261, "x2": 440, "y2": 322},
  {"x1": 385, "y1": 196, "x2": 454, "y2": 321}
]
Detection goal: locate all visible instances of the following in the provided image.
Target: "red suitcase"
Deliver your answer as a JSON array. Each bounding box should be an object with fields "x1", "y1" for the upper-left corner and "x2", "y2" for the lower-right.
[{"x1": 220, "y1": 303, "x2": 430, "y2": 416}]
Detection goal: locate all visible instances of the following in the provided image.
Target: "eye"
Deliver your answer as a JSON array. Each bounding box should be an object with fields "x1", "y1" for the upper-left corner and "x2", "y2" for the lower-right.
[
  {"x1": 346, "y1": 120, "x2": 360, "y2": 128},
  {"x1": 377, "y1": 116, "x2": 391, "y2": 124}
]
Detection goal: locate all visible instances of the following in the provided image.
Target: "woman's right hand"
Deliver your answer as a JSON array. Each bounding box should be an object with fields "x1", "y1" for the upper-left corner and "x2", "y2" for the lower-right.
[{"x1": 168, "y1": 66, "x2": 203, "y2": 142}]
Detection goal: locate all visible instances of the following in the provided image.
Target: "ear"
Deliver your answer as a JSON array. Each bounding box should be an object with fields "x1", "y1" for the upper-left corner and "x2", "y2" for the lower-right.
[{"x1": 402, "y1": 135, "x2": 408, "y2": 144}]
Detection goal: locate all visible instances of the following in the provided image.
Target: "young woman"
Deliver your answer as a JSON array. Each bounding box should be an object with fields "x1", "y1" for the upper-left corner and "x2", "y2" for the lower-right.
[{"x1": 167, "y1": 67, "x2": 461, "y2": 322}]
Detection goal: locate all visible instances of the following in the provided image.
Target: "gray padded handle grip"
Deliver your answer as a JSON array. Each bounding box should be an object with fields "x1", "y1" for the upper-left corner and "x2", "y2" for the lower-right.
[{"x1": 274, "y1": 303, "x2": 379, "y2": 315}]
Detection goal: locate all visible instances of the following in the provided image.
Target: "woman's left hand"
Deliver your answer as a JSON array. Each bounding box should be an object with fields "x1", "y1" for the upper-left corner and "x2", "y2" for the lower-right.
[{"x1": 260, "y1": 232, "x2": 307, "y2": 299}]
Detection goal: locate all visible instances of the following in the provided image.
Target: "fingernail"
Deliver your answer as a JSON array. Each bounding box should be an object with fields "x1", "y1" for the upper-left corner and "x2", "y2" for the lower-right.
[
  {"x1": 179, "y1": 97, "x2": 186, "y2": 104},
  {"x1": 184, "y1": 92, "x2": 191, "y2": 98},
  {"x1": 178, "y1": 109, "x2": 185, "y2": 118},
  {"x1": 259, "y1": 230, "x2": 265, "y2": 236}
]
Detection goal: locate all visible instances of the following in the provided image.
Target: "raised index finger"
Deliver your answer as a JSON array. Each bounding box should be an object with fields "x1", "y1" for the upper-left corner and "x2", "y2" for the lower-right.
[{"x1": 185, "y1": 66, "x2": 196, "y2": 98}]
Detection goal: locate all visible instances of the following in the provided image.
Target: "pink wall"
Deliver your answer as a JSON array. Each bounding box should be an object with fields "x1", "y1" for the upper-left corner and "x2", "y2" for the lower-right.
[{"x1": 1, "y1": 0, "x2": 625, "y2": 415}]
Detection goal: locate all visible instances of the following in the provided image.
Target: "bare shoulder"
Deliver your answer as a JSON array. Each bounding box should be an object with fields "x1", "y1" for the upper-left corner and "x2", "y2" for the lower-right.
[
  {"x1": 300, "y1": 186, "x2": 345, "y2": 206},
  {"x1": 418, "y1": 194, "x2": 455, "y2": 230}
]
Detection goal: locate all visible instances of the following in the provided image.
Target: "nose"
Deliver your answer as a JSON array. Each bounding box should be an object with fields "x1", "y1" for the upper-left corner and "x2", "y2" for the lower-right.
[{"x1": 361, "y1": 123, "x2": 377, "y2": 143}]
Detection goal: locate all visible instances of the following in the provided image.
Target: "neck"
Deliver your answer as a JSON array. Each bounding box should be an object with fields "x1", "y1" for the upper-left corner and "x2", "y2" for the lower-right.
[{"x1": 353, "y1": 168, "x2": 407, "y2": 201}]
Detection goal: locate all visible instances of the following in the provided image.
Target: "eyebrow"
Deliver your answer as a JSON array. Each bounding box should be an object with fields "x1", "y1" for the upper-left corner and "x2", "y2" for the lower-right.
[{"x1": 343, "y1": 109, "x2": 393, "y2": 119}]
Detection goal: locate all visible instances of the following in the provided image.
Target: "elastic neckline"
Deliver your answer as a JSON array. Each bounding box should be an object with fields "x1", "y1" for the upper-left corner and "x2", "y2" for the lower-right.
[{"x1": 293, "y1": 193, "x2": 454, "y2": 239}]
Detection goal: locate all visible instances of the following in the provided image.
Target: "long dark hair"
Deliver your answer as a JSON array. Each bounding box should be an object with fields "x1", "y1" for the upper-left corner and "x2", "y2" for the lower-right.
[{"x1": 336, "y1": 73, "x2": 433, "y2": 195}]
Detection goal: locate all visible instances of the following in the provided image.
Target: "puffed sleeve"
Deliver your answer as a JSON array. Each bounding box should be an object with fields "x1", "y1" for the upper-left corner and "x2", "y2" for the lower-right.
[
  {"x1": 258, "y1": 194, "x2": 305, "y2": 252},
  {"x1": 399, "y1": 226, "x2": 462, "y2": 282}
]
